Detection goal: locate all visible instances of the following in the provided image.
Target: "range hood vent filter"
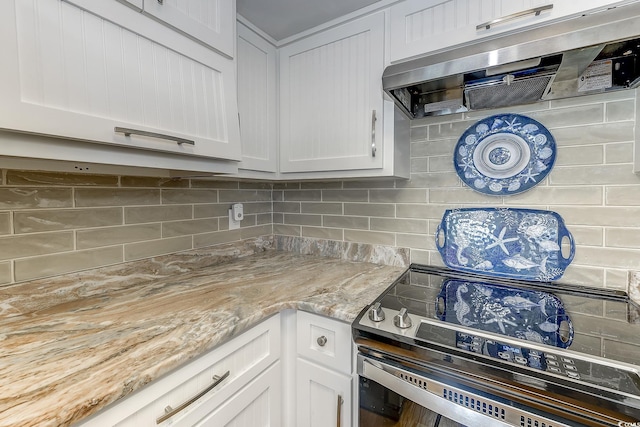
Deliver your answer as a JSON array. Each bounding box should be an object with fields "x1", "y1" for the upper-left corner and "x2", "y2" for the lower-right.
[
  {"x1": 464, "y1": 74, "x2": 554, "y2": 111},
  {"x1": 382, "y1": 2, "x2": 640, "y2": 118}
]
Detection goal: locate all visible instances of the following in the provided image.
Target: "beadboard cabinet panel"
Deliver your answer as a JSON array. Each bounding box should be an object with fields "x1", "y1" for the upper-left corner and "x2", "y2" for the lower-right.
[
  {"x1": 143, "y1": 0, "x2": 235, "y2": 58},
  {"x1": 389, "y1": 0, "x2": 633, "y2": 62},
  {"x1": 0, "y1": 0, "x2": 241, "y2": 163},
  {"x1": 237, "y1": 23, "x2": 278, "y2": 172},
  {"x1": 279, "y1": 12, "x2": 385, "y2": 173},
  {"x1": 195, "y1": 362, "x2": 282, "y2": 427}
]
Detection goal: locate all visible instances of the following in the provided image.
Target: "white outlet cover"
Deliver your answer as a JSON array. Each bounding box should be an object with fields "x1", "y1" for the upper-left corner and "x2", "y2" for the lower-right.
[{"x1": 228, "y1": 209, "x2": 240, "y2": 230}]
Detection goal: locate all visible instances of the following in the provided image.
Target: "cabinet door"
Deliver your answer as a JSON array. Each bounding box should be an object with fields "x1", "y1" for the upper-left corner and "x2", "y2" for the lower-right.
[
  {"x1": 195, "y1": 361, "x2": 282, "y2": 427},
  {"x1": 296, "y1": 359, "x2": 352, "y2": 427},
  {"x1": 237, "y1": 23, "x2": 277, "y2": 173},
  {"x1": 0, "y1": 0, "x2": 241, "y2": 162},
  {"x1": 389, "y1": 0, "x2": 632, "y2": 63},
  {"x1": 143, "y1": 0, "x2": 234, "y2": 57},
  {"x1": 279, "y1": 12, "x2": 385, "y2": 173}
]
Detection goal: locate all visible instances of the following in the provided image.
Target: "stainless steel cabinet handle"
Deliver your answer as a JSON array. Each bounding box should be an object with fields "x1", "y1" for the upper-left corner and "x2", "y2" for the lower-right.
[
  {"x1": 115, "y1": 127, "x2": 195, "y2": 146},
  {"x1": 371, "y1": 110, "x2": 377, "y2": 158},
  {"x1": 336, "y1": 395, "x2": 343, "y2": 427},
  {"x1": 317, "y1": 336, "x2": 327, "y2": 347},
  {"x1": 156, "y1": 371, "x2": 230, "y2": 424},
  {"x1": 477, "y1": 4, "x2": 553, "y2": 30}
]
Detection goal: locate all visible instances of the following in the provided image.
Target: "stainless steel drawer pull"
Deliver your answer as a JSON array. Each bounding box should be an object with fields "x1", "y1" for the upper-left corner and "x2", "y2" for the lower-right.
[
  {"x1": 336, "y1": 395, "x2": 343, "y2": 427},
  {"x1": 115, "y1": 127, "x2": 195, "y2": 146},
  {"x1": 371, "y1": 110, "x2": 377, "y2": 158},
  {"x1": 156, "y1": 370, "x2": 230, "y2": 424},
  {"x1": 477, "y1": 4, "x2": 553, "y2": 30},
  {"x1": 317, "y1": 336, "x2": 328, "y2": 347}
]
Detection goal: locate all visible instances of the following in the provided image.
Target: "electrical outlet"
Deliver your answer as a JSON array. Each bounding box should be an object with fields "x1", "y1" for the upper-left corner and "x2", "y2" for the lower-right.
[{"x1": 228, "y1": 203, "x2": 243, "y2": 230}]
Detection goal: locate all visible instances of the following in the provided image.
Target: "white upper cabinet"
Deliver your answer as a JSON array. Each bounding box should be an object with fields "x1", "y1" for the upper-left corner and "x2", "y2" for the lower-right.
[
  {"x1": 389, "y1": 0, "x2": 635, "y2": 63},
  {"x1": 237, "y1": 23, "x2": 278, "y2": 173},
  {"x1": 0, "y1": 0, "x2": 241, "y2": 163},
  {"x1": 279, "y1": 12, "x2": 386, "y2": 174},
  {"x1": 142, "y1": 0, "x2": 235, "y2": 58}
]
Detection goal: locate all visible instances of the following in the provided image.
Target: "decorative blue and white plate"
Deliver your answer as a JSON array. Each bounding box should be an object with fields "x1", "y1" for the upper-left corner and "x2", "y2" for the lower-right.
[
  {"x1": 435, "y1": 208, "x2": 575, "y2": 281},
  {"x1": 437, "y1": 279, "x2": 574, "y2": 348},
  {"x1": 454, "y1": 114, "x2": 556, "y2": 196}
]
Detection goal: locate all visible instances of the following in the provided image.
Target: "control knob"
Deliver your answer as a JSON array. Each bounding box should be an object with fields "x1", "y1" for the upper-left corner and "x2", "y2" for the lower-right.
[
  {"x1": 368, "y1": 302, "x2": 385, "y2": 322},
  {"x1": 394, "y1": 308, "x2": 412, "y2": 329}
]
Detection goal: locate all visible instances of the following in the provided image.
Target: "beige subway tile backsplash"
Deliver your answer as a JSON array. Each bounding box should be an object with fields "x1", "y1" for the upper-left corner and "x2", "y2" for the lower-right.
[
  {"x1": 162, "y1": 189, "x2": 218, "y2": 204},
  {"x1": 14, "y1": 208, "x2": 122, "y2": 233},
  {"x1": 0, "y1": 232, "x2": 74, "y2": 261},
  {"x1": 606, "y1": 100, "x2": 635, "y2": 122},
  {"x1": 77, "y1": 224, "x2": 161, "y2": 249},
  {"x1": 162, "y1": 219, "x2": 218, "y2": 238},
  {"x1": 0, "y1": 262, "x2": 11, "y2": 284},
  {"x1": 125, "y1": 205, "x2": 192, "y2": 224},
  {"x1": 76, "y1": 188, "x2": 160, "y2": 207},
  {"x1": 605, "y1": 143, "x2": 634, "y2": 164},
  {"x1": 0, "y1": 188, "x2": 72, "y2": 209},
  {"x1": 124, "y1": 236, "x2": 192, "y2": 261},
  {"x1": 15, "y1": 246, "x2": 123, "y2": 282},
  {"x1": 0, "y1": 213, "x2": 10, "y2": 235}
]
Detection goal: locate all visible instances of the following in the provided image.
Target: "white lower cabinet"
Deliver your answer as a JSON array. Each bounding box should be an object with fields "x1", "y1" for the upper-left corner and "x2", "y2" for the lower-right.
[
  {"x1": 76, "y1": 310, "x2": 355, "y2": 427},
  {"x1": 296, "y1": 359, "x2": 352, "y2": 427},
  {"x1": 295, "y1": 311, "x2": 354, "y2": 427}
]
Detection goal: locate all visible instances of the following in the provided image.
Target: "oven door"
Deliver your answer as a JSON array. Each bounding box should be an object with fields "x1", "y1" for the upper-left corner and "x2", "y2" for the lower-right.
[{"x1": 357, "y1": 353, "x2": 572, "y2": 427}]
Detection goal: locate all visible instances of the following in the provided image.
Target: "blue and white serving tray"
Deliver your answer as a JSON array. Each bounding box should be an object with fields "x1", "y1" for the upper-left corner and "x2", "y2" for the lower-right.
[
  {"x1": 437, "y1": 279, "x2": 574, "y2": 348},
  {"x1": 454, "y1": 114, "x2": 556, "y2": 196},
  {"x1": 435, "y1": 208, "x2": 575, "y2": 281}
]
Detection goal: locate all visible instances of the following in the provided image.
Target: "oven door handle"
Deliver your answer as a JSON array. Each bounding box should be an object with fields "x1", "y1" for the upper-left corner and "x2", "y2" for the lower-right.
[{"x1": 358, "y1": 355, "x2": 515, "y2": 427}]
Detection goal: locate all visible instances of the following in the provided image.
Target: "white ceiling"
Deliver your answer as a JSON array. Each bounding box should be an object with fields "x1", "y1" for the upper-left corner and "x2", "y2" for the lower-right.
[{"x1": 236, "y1": 0, "x2": 381, "y2": 41}]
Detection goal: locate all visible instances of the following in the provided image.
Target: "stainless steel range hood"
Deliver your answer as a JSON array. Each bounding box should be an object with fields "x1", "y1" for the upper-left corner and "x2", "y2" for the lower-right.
[{"x1": 383, "y1": 2, "x2": 640, "y2": 118}]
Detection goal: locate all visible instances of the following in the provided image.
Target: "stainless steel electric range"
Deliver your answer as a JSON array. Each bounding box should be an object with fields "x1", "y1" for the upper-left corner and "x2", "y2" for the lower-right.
[{"x1": 352, "y1": 264, "x2": 640, "y2": 427}]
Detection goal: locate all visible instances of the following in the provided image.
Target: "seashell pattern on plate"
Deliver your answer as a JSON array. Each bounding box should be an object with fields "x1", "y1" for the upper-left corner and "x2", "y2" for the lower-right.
[
  {"x1": 437, "y1": 279, "x2": 574, "y2": 348},
  {"x1": 435, "y1": 208, "x2": 575, "y2": 281},
  {"x1": 454, "y1": 113, "x2": 556, "y2": 196}
]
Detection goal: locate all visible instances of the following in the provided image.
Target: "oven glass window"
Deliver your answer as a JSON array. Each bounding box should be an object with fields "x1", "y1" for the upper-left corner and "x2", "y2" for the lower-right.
[{"x1": 359, "y1": 377, "x2": 468, "y2": 427}]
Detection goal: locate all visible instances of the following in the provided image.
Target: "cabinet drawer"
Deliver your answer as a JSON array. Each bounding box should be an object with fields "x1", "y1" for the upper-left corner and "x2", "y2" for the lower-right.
[
  {"x1": 296, "y1": 311, "x2": 352, "y2": 375},
  {"x1": 194, "y1": 361, "x2": 282, "y2": 426},
  {"x1": 78, "y1": 314, "x2": 280, "y2": 427}
]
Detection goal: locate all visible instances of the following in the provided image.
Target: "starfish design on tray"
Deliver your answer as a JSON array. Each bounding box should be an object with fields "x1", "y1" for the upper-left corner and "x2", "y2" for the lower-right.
[
  {"x1": 485, "y1": 227, "x2": 519, "y2": 255},
  {"x1": 484, "y1": 305, "x2": 519, "y2": 334},
  {"x1": 503, "y1": 117, "x2": 521, "y2": 132},
  {"x1": 457, "y1": 158, "x2": 474, "y2": 172},
  {"x1": 521, "y1": 167, "x2": 540, "y2": 183}
]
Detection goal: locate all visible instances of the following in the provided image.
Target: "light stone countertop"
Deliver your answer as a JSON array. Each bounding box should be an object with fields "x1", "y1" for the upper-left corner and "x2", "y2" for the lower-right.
[{"x1": 0, "y1": 246, "x2": 406, "y2": 427}]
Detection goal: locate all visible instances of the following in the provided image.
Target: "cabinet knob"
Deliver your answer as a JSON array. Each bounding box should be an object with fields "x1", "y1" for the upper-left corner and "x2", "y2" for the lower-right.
[
  {"x1": 368, "y1": 302, "x2": 385, "y2": 322},
  {"x1": 317, "y1": 335, "x2": 328, "y2": 347},
  {"x1": 393, "y1": 308, "x2": 412, "y2": 329}
]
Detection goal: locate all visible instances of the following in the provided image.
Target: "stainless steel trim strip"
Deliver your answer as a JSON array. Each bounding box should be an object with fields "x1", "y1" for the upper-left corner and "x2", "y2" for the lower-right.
[
  {"x1": 156, "y1": 371, "x2": 230, "y2": 424},
  {"x1": 114, "y1": 127, "x2": 195, "y2": 146},
  {"x1": 476, "y1": 5, "x2": 553, "y2": 31}
]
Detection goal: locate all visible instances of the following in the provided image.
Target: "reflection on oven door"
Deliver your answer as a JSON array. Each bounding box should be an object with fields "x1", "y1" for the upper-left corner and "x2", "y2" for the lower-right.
[{"x1": 359, "y1": 377, "x2": 468, "y2": 427}]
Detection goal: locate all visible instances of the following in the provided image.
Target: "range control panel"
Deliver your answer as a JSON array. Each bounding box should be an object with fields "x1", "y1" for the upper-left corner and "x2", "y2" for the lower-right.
[
  {"x1": 456, "y1": 332, "x2": 580, "y2": 380},
  {"x1": 357, "y1": 304, "x2": 640, "y2": 396}
]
